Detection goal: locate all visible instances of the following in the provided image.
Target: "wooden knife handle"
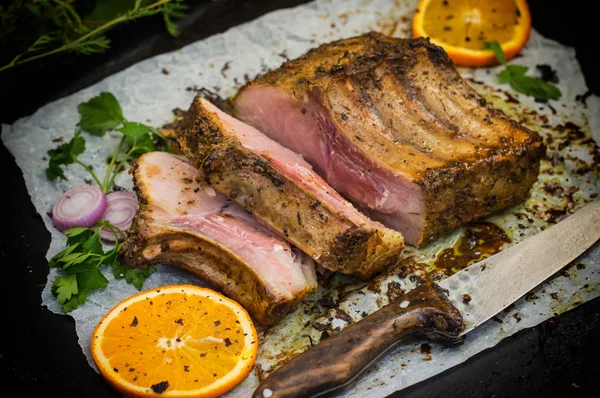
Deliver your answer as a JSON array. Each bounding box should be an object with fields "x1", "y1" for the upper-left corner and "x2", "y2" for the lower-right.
[{"x1": 252, "y1": 282, "x2": 464, "y2": 398}]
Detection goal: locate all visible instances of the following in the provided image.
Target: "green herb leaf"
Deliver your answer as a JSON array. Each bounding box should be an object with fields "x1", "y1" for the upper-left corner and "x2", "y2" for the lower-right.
[
  {"x1": 46, "y1": 130, "x2": 86, "y2": 180},
  {"x1": 49, "y1": 243, "x2": 81, "y2": 268},
  {"x1": 64, "y1": 226, "x2": 94, "y2": 239},
  {"x1": 498, "y1": 65, "x2": 529, "y2": 83},
  {"x1": 484, "y1": 41, "x2": 562, "y2": 101},
  {"x1": 77, "y1": 92, "x2": 125, "y2": 135},
  {"x1": 117, "y1": 121, "x2": 155, "y2": 157},
  {"x1": 505, "y1": 67, "x2": 562, "y2": 100},
  {"x1": 56, "y1": 252, "x2": 91, "y2": 268},
  {"x1": 82, "y1": 230, "x2": 104, "y2": 254},
  {"x1": 49, "y1": 223, "x2": 155, "y2": 312},
  {"x1": 102, "y1": 242, "x2": 121, "y2": 269},
  {"x1": 1, "y1": 1, "x2": 186, "y2": 74},
  {"x1": 162, "y1": 2, "x2": 187, "y2": 37},
  {"x1": 77, "y1": 266, "x2": 109, "y2": 292},
  {"x1": 46, "y1": 161, "x2": 68, "y2": 181},
  {"x1": 45, "y1": 89, "x2": 168, "y2": 312},
  {"x1": 61, "y1": 290, "x2": 88, "y2": 313},
  {"x1": 53, "y1": 274, "x2": 79, "y2": 305},
  {"x1": 483, "y1": 41, "x2": 507, "y2": 65},
  {"x1": 47, "y1": 91, "x2": 172, "y2": 190},
  {"x1": 112, "y1": 263, "x2": 157, "y2": 290},
  {"x1": 70, "y1": 35, "x2": 111, "y2": 55},
  {"x1": 64, "y1": 253, "x2": 97, "y2": 270},
  {"x1": 84, "y1": 0, "x2": 139, "y2": 22}
]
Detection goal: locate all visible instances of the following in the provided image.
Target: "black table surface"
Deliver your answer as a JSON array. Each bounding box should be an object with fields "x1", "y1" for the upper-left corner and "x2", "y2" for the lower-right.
[{"x1": 1, "y1": 1, "x2": 599, "y2": 397}]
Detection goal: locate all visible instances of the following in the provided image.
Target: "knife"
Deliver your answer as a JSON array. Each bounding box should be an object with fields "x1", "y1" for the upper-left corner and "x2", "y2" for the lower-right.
[{"x1": 252, "y1": 200, "x2": 600, "y2": 398}]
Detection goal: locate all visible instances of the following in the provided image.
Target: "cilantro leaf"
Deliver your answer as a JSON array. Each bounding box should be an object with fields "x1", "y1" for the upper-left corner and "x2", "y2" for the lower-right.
[
  {"x1": 46, "y1": 130, "x2": 86, "y2": 181},
  {"x1": 117, "y1": 121, "x2": 155, "y2": 157},
  {"x1": 484, "y1": 41, "x2": 562, "y2": 101},
  {"x1": 64, "y1": 226, "x2": 94, "y2": 240},
  {"x1": 77, "y1": 266, "x2": 109, "y2": 292},
  {"x1": 47, "y1": 91, "x2": 172, "y2": 190},
  {"x1": 47, "y1": 161, "x2": 68, "y2": 181},
  {"x1": 49, "y1": 224, "x2": 155, "y2": 312},
  {"x1": 53, "y1": 274, "x2": 79, "y2": 304},
  {"x1": 47, "y1": 89, "x2": 172, "y2": 312},
  {"x1": 81, "y1": 230, "x2": 103, "y2": 254},
  {"x1": 49, "y1": 243, "x2": 81, "y2": 268},
  {"x1": 112, "y1": 263, "x2": 157, "y2": 290},
  {"x1": 77, "y1": 92, "x2": 125, "y2": 136},
  {"x1": 62, "y1": 291, "x2": 88, "y2": 313},
  {"x1": 56, "y1": 252, "x2": 94, "y2": 270}
]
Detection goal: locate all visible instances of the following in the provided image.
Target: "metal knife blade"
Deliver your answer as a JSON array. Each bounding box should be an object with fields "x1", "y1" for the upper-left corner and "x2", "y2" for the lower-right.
[
  {"x1": 252, "y1": 200, "x2": 600, "y2": 398},
  {"x1": 439, "y1": 199, "x2": 600, "y2": 335}
]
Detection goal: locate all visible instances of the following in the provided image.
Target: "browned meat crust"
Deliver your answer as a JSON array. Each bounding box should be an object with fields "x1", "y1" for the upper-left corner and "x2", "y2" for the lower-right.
[
  {"x1": 176, "y1": 97, "x2": 405, "y2": 279},
  {"x1": 120, "y1": 227, "x2": 299, "y2": 325},
  {"x1": 233, "y1": 32, "x2": 545, "y2": 246},
  {"x1": 119, "y1": 155, "x2": 316, "y2": 326}
]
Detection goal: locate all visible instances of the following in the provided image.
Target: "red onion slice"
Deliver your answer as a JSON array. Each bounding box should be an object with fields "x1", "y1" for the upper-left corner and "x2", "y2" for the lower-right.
[
  {"x1": 99, "y1": 191, "x2": 139, "y2": 242},
  {"x1": 52, "y1": 185, "x2": 107, "y2": 231}
]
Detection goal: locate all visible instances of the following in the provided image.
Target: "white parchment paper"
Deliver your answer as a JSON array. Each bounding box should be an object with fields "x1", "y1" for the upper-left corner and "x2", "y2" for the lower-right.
[{"x1": 2, "y1": 0, "x2": 600, "y2": 397}]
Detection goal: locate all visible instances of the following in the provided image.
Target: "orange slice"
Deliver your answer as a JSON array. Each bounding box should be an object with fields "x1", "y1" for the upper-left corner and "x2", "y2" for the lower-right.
[
  {"x1": 412, "y1": 0, "x2": 532, "y2": 67},
  {"x1": 91, "y1": 285, "x2": 258, "y2": 398}
]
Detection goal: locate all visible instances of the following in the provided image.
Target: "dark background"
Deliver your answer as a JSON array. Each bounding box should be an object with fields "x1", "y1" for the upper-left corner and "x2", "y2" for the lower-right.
[{"x1": 1, "y1": 1, "x2": 599, "y2": 397}]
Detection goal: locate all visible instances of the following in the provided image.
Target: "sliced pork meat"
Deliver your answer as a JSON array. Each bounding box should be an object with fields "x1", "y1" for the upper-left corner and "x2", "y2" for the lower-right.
[
  {"x1": 232, "y1": 32, "x2": 545, "y2": 247},
  {"x1": 176, "y1": 97, "x2": 405, "y2": 279},
  {"x1": 119, "y1": 151, "x2": 317, "y2": 325}
]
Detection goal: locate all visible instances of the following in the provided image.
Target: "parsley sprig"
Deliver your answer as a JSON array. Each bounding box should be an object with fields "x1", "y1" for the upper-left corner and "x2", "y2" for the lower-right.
[
  {"x1": 484, "y1": 41, "x2": 562, "y2": 101},
  {"x1": 47, "y1": 91, "x2": 171, "y2": 193},
  {"x1": 50, "y1": 222, "x2": 156, "y2": 312},
  {"x1": 46, "y1": 91, "x2": 170, "y2": 312}
]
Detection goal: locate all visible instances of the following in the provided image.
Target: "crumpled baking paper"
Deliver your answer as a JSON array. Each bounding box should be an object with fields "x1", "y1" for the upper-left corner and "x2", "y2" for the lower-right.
[{"x1": 2, "y1": 0, "x2": 599, "y2": 397}]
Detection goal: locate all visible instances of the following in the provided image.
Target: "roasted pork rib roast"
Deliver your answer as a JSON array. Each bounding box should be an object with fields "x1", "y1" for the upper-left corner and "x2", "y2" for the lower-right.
[
  {"x1": 119, "y1": 151, "x2": 317, "y2": 325},
  {"x1": 232, "y1": 32, "x2": 545, "y2": 247},
  {"x1": 176, "y1": 97, "x2": 405, "y2": 279}
]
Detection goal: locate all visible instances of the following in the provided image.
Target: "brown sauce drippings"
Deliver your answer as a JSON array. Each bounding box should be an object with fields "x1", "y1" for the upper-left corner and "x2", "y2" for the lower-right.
[
  {"x1": 433, "y1": 222, "x2": 511, "y2": 275},
  {"x1": 420, "y1": 343, "x2": 432, "y2": 354}
]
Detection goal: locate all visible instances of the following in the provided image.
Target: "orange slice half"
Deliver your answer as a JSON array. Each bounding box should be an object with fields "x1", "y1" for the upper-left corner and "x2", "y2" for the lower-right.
[
  {"x1": 91, "y1": 285, "x2": 258, "y2": 398},
  {"x1": 412, "y1": 0, "x2": 532, "y2": 67}
]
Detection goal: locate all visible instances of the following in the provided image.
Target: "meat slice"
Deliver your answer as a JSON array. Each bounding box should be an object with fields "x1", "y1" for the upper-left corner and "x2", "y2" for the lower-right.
[
  {"x1": 119, "y1": 151, "x2": 317, "y2": 325},
  {"x1": 176, "y1": 97, "x2": 405, "y2": 279},
  {"x1": 232, "y1": 32, "x2": 546, "y2": 247}
]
